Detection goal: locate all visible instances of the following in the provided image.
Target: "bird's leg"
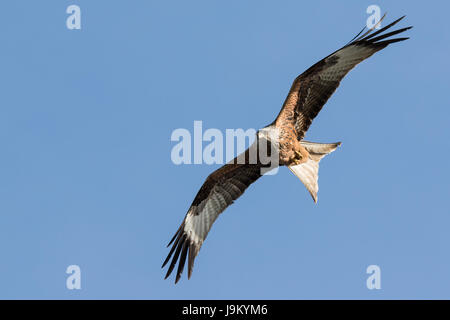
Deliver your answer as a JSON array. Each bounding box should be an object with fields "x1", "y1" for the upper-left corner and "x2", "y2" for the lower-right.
[{"x1": 292, "y1": 141, "x2": 309, "y2": 166}]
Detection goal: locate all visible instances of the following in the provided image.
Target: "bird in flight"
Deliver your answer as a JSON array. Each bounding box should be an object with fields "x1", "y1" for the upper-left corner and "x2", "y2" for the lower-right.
[{"x1": 163, "y1": 14, "x2": 411, "y2": 283}]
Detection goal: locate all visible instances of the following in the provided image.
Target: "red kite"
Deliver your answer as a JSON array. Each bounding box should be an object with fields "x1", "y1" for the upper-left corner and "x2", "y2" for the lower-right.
[{"x1": 163, "y1": 15, "x2": 411, "y2": 283}]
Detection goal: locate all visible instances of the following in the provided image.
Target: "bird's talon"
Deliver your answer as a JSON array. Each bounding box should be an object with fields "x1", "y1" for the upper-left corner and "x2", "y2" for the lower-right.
[{"x1": 294, "y1": 150, "x2": 304, "y2": 163}]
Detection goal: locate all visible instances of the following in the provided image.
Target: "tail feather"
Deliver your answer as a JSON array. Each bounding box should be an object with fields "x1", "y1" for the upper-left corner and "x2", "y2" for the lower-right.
[{"x1": 288, "y1": 141, "x2": 341, "y2": 203}]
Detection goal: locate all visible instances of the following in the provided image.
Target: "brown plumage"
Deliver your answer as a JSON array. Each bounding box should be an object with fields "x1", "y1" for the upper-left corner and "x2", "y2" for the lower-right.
[{"x1": 162, "y1": 14, "x2": 411, "y2": 283}]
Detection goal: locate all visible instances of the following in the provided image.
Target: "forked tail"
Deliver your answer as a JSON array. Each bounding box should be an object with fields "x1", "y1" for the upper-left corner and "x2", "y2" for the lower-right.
[{"x1": 288, "y1": 141, "x2": 341, "y2": 203}]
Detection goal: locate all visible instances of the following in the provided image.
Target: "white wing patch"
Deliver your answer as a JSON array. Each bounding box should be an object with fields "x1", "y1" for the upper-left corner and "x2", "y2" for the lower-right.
[
  {"x1": 181, "y1": 177, "x2": 248, "y2": 253},
  {"x1": 184, "y1": 187, "x2": 226, "y2": 246},
  {"x1": 321, "y1": 45, "x2": 378, "y2": 82}
]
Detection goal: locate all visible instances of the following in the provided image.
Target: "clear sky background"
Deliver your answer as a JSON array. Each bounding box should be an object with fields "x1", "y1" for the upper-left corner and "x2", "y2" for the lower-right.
[{"x1": 0, "y1": 1, "x2": 449, "y2": 299}]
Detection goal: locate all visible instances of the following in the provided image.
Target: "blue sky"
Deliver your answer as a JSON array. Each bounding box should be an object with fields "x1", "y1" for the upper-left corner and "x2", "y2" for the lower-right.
[{"x1": 0, "y1": 1, "x2": 449, "y2": 299}]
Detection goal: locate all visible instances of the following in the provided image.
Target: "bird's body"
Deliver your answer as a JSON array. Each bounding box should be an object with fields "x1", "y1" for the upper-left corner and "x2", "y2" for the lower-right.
[{"x1": 163, "y1": 15, "x2": 412, "y2": 283}]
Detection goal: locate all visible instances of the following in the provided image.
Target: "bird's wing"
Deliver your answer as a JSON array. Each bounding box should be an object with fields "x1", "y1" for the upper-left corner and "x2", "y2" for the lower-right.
[
  {"x1": 276, "y1": 15, "x2": 412, "y2": 140},
  {"x1": 162, "y1": 152, "x2": 263, "y2": 283}
]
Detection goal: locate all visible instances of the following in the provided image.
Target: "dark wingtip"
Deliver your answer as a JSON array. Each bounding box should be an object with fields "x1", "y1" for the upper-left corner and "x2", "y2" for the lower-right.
[
  {"x1": 167, "y1": 224, "x2": 183, "y2": 247},
  {"x1": 161, "y1": 256, "x2": 170, "y2": 269},
  {"x1": 163, "y1": 233, "x2": 187, "y2": 282},
  {"x1": 164, "y1": 264, "x2": 175, "y2": 280},
  {"x1": 393, "y1": 15, "x2": 406, "y2": 24},
  {"x1": 162, "y1": 230, "x2": 183, "y2": 269},
  {"x1": 356, "y1": 14, "x2": 410, "y2": 45},
  {"x1": 174, "y1": 241, "x2": 189, "y2": 284},
  {"x1": 376, "y1": 37, "x2": 410, "y2": 46},
  {"x1": 164, "y1": 264, "x2": 172, "y2": 279}
]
